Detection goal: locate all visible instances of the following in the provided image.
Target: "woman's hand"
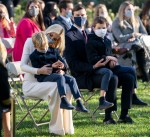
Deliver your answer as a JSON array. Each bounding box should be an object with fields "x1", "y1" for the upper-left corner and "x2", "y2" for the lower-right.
[
  {"x1": 132, "y1": 32, "x2": 142, "y2": 38},
  {"x1": 106, "y1": 56, "x2": 118, "y2": 62},
  {"x1": 93, "y1": 58, "x2": 110, "y2": 69},
  {"x1": 37, "y1": 64, "x2": 52, "y2": 75},
  {"x1": 128, "y1": 37, "x2": 136, "y2": 42}
]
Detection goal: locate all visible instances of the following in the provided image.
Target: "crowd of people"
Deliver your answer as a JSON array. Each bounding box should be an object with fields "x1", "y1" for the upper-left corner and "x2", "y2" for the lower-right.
[{"x1": 0, "y1": 0, "x2": 150, "y2": 136}]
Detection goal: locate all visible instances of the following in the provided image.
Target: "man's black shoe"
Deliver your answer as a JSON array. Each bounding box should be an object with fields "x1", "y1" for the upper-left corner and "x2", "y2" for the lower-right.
[
  {"x1": 132, "y1": 98, "x2": 148, "y2": 106},
  {"x1": 103, "y1": 118, "x2": 116, "y2": 124},
  {"x1": 118, "y1": 115, "x2": 134, "y2": 124}
]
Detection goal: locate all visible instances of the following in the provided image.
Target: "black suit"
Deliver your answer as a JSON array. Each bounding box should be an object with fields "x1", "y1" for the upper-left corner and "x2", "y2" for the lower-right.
[
  {"x1": 53, "y1": 16, "x2": 72, "y2": 33},
  {"x1": 64, "y1": 26, "x2": 118, "y2": 112}
]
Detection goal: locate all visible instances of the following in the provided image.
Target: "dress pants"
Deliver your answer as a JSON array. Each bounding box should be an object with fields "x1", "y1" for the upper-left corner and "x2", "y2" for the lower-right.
[
  {"x1": 112, "y1": 65, "x2": 136, "y2": 109},
  {"x1": 43, "y1": 73, "x2": 81, "y2": 99}
]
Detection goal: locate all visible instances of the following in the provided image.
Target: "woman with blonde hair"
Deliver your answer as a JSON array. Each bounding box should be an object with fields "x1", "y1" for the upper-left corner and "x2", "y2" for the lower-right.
[
  {"x1": 112, "y1": 1, "x2": 150, "y2": 83},
  {"x1": 94, "y1": 4, "x2": 112, "y2": 30},
  {"x1": 21, "y1": 24, "x2": 77, "y2": 135},
  {"x1": 0, "y1": 4, "x2": 16, "y2": 38}
]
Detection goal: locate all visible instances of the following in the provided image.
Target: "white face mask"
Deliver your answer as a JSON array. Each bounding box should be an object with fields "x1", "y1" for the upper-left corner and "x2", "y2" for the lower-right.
[
  {"x1": 94, "y1": 29, "x2": 107, "y2": 38},
  {"x1": 99, "y1": 12, "x2": 108, "y2": 18},
  {"x1": 125, "y1": 10, "x2": 133, "y2": 18}
]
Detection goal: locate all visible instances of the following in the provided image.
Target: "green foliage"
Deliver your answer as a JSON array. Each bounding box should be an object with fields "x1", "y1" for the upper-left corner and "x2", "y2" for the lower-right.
[{"x1": 14, "y1": 0, "x2": 27, "y2": 24}]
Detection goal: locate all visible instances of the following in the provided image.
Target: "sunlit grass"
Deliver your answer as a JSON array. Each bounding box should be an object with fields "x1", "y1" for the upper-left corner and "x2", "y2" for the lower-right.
[{"x1": 13, "y1": 80, "x2": 150, "y2": 137}]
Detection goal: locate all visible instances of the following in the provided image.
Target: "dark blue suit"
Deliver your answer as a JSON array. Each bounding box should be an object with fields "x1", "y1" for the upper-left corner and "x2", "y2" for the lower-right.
[{"x1": 53, "y1": 16, "x2": 72, "y2": 33}]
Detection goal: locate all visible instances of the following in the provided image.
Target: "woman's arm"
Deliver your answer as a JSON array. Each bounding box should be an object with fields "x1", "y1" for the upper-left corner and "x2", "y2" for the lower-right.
[
  {"x1": 112, "y1": 18, "x2": 133, "y2": 43},
  {"x1": 20, "y1": 38, "x2": 38, "y2": 74},
  {"x1": 21, "y1": 38, "x2": 52, "y2": 75}
]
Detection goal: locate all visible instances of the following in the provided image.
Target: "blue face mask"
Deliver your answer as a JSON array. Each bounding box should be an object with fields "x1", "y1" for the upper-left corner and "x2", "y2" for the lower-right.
[
  {"x1": 46, "y1": 35, "x2": 54, "y2": 44},
  {"x1": 66, "y1": 11, "x2": 72, "y2": 18},
  {"x1": 74, "y1": 16, "x2": 86, "y2": 27}
]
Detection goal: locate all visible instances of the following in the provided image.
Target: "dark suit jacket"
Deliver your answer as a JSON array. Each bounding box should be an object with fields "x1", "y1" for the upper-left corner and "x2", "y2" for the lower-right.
[
  {"x1": 30, "y1": 47, "x2": 67, "y2": 82},
  {"x1": 86, "y1": 33, "x2": 112, "y2": 68},
  {"x1": 64, "y1": 26, "x2": 95, "y2": 90},
  {"x1": 53, "y1": 16, "x2": 72, "y2": 33}
]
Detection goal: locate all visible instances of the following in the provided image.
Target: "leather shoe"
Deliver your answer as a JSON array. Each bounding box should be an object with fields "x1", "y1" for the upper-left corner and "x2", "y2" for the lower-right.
[
  {"x1": 118, "y1": 115, "x2": 134, "y2": 124},
  {"x1": 99, "y1": 100, "x2": 114, "y2": 110},
  {"x1": 60, "y1": 97, "x2": 75, "y2": 110},
  {"x1": 103, "y1": 118, "x2": 116, "y2": 124},
  {"x1": 132, "y1": 98, "x2": 148, "y2": 106},
  {"x1": 76, "y1": 100, "x2": 89, "y2": 113}
]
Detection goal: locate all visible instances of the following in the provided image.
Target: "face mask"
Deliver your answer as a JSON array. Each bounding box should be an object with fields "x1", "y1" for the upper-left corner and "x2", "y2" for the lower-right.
[
  {"x1": 94, "y1": 28, "x2": 107, "y2": 38},
  {"x1": 99, "y1": 12, "x2": 108, "y2": 18},
  {"x1": 29, "y1": 7, "x2": 39, "y2": 17},
  {"x1": 74, "y1": 16, "x2": 86, "y2": 27},
  {"x1": 66, "y1": 10, "x2": 72, "y2": 18},
  {"x1": 0, "y1": 13, "x2": 5, "y2": 20},
  {"x1": 46, "y1": 35, "x2": 54, "y2": 44},
  {"x1": 125, "y1": 10, "x2": 133, "y2": 18}
]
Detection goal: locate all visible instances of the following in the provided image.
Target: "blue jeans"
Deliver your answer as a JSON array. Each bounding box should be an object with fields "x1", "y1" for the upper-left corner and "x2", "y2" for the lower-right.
[
  {"x1": 43, "y1": 73, "x2": 81, "y2": 99},
  {"x1": 94, "y1": 68, "x2": 113, "y2": 92}
]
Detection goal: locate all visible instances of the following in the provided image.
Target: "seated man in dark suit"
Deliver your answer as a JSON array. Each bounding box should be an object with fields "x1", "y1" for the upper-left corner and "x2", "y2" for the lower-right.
[
  {"x1": 64, "y1": 4, "x2": 118, "y2": 124},
  {"x1": 53, "y1": 0, "x2": 73, "y2": 33},
  {"x1": 64, "y1": 4, "x2": 147, "y2": 124}
]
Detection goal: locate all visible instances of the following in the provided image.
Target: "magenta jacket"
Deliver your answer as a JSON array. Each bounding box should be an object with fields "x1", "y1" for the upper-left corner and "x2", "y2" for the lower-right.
[{"x1": 13, "y1": 18, "x2": 41, "y2": 61}]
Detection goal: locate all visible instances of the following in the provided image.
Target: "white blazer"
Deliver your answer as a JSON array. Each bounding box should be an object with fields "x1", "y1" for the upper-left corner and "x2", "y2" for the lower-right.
[{"x1": 20, "y1": 38, "x2": 74, "y2": 135}]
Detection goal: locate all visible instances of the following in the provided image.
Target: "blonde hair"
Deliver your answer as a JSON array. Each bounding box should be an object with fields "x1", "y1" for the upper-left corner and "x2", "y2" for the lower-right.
[
  {"x1": 32, "y1": 32, "x2": 48, "y2": 49},
  {"x1": 0, "y1": 4, "x2": 9, "y2": 19},
  {"x1": 45, "y1": 24, "x2": 65, "y2": 55},
  {"x1": 94, "y1": 4, "x2": 112, "y2": 24},
  {"x1": 0, "y1": 39, "x2": 7, "y2": 66},
  {"x1": 117, "y1": 1, "x2": 139, "y2": 29}
]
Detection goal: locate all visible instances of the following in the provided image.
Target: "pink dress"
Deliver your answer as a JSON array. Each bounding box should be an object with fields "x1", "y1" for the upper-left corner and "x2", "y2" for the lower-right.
[{"x1": 13, "y1": 18, "x2": 41, "y2": 61}]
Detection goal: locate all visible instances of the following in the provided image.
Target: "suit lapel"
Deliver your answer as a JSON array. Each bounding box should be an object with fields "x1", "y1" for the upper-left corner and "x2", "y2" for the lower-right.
[{"x1": 59, "y1": 16, "x2": 71, "y2": 30}]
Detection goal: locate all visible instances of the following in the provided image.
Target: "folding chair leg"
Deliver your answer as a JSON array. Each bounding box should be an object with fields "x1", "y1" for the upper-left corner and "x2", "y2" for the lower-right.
[
  {"x1": 38, "y1": 109, "x2": 49, "y2": 123},
  {"x1": 16, "y1": 99, "x2": 42, "y2": 131}
]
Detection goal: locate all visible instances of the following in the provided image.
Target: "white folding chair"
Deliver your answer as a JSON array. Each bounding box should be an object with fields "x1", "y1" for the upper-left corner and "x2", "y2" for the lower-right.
[
  {"x1": 2, "y1": 38, "x2": 15, "y2": 62},
  {"x1": 6, "y1": 61, "x2": 49, "y2": 132}
]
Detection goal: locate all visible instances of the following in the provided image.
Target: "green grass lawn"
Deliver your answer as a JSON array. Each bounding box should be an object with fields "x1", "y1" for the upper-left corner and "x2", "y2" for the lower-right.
[{"x1": 12, "y1": 81, "x2": 150, "y2": 137}]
